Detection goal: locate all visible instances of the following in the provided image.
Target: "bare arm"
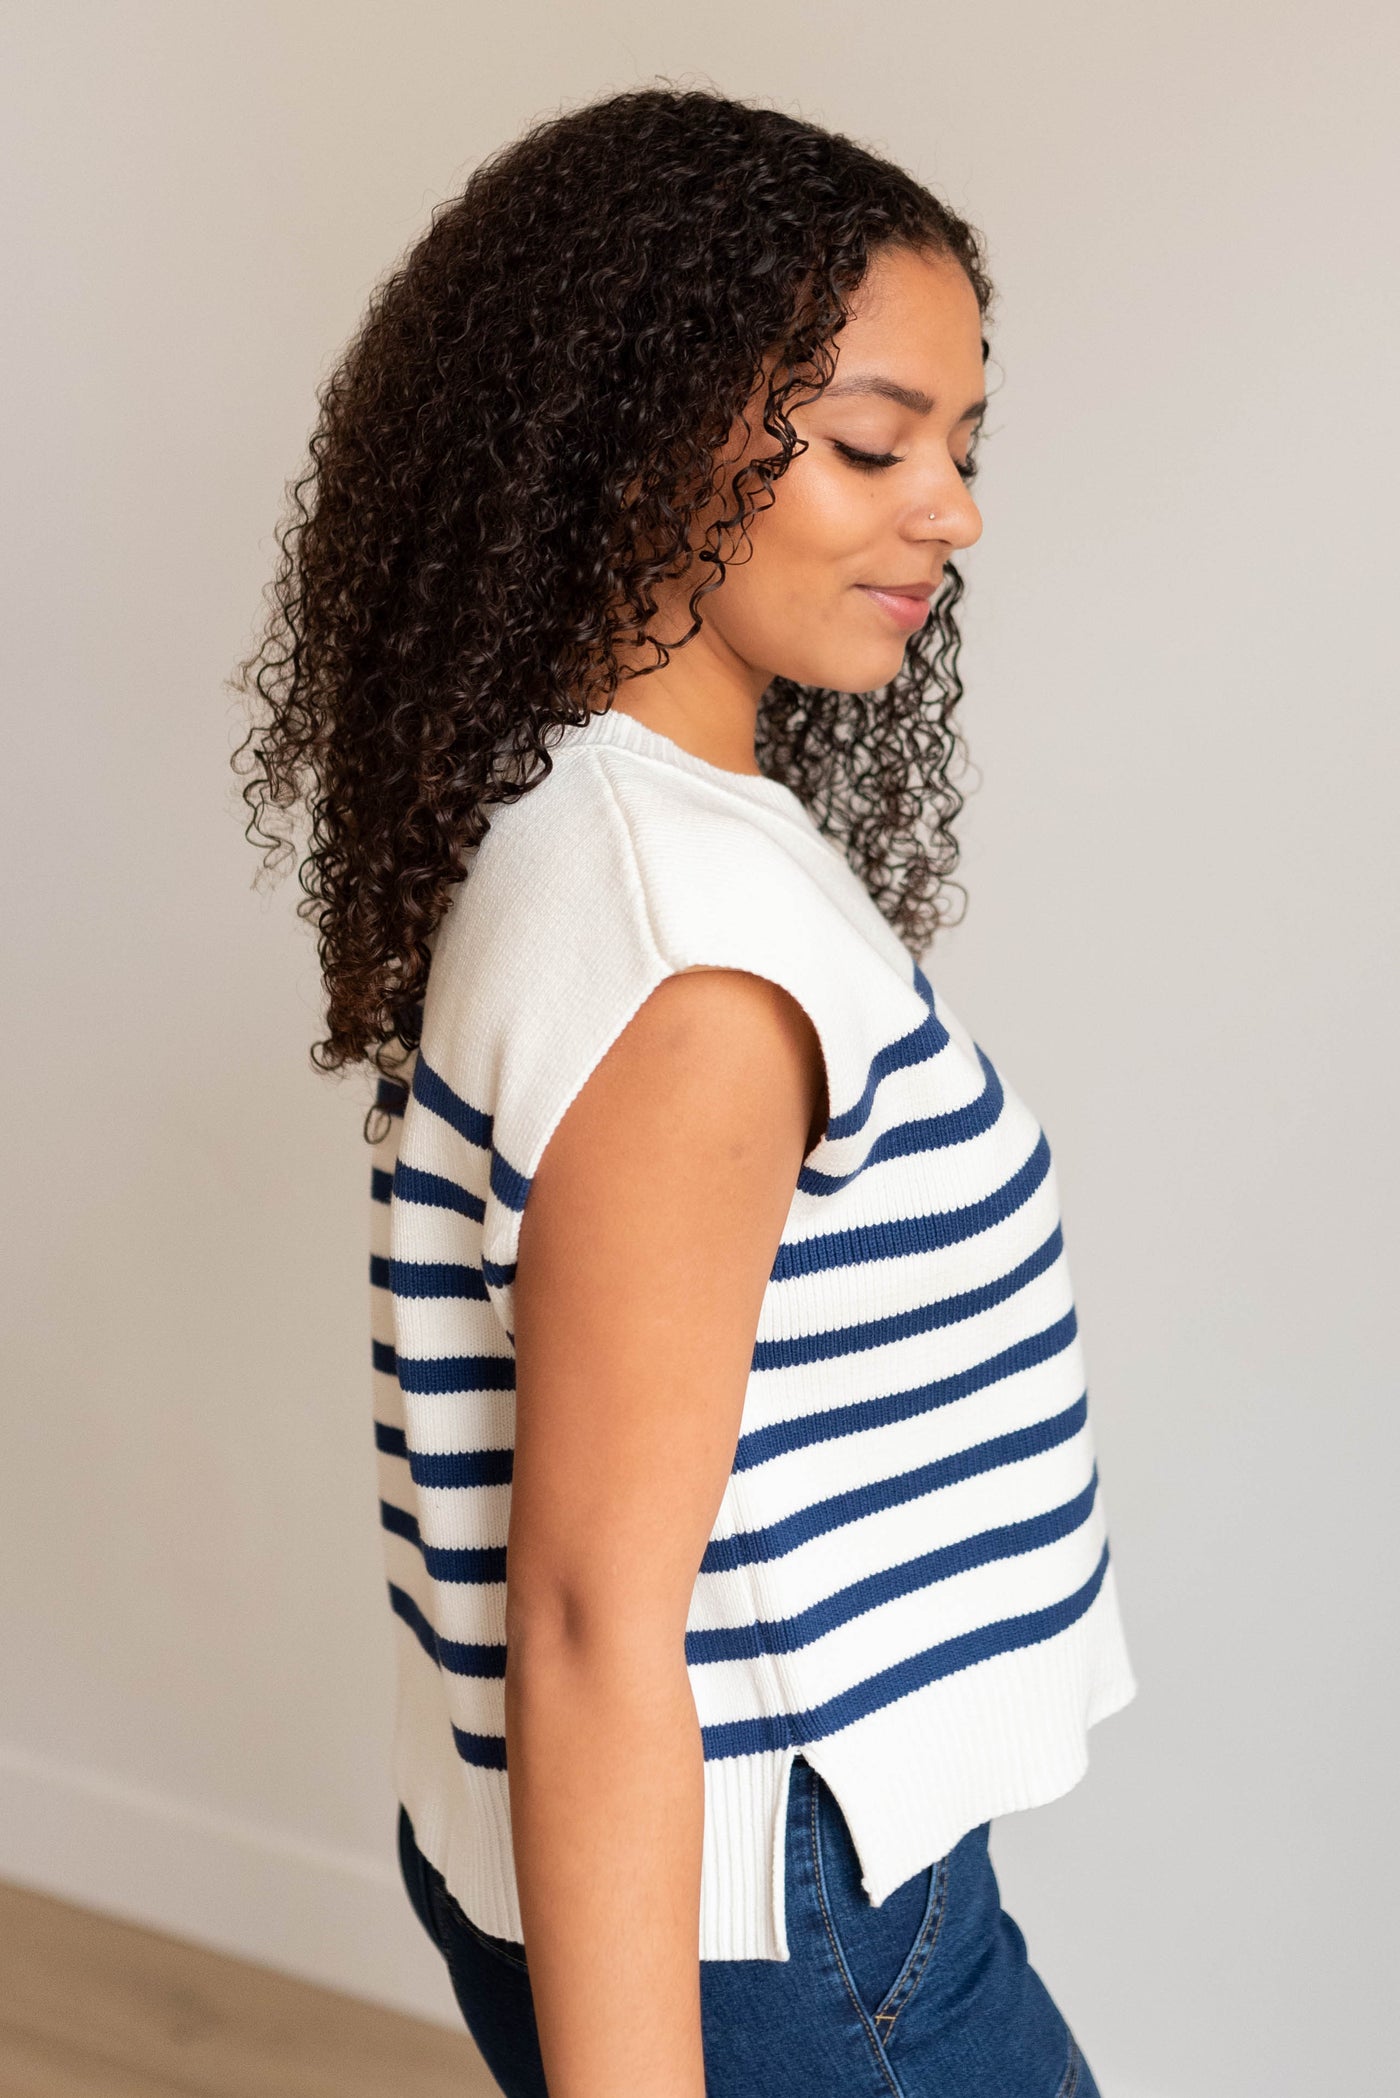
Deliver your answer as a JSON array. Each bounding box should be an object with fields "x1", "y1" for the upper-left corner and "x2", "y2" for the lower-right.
[{"x1": 504, "y1": 966, "x2": 827, "y2": 2098}]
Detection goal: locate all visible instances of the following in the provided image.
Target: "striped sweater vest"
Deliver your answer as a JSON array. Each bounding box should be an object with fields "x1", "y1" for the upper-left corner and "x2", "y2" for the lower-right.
[{"x1": 367, "y1": 703, "x2": 1137, "y2": 1960}]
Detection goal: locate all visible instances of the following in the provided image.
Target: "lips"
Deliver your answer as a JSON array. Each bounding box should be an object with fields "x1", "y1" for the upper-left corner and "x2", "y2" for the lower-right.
[{"x1": 857, "y1": 584, "x2": 935, "y2": 633}]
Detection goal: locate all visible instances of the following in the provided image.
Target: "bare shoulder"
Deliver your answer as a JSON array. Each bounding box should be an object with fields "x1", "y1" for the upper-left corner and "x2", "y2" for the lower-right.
[{"x1": 529, "y1": 965, "x2": 828, "y2": 1216}]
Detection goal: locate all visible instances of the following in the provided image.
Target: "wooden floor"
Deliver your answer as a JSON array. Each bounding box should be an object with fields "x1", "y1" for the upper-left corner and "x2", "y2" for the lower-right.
[{"x1": 0, "y1": 1877, "x2": 500, "y2": 2098}]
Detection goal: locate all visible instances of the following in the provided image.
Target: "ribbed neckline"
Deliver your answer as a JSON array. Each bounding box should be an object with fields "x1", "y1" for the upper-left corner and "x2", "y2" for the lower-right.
[{"x1": 549, "y1": 706, "x2": 804, "y2": 814}]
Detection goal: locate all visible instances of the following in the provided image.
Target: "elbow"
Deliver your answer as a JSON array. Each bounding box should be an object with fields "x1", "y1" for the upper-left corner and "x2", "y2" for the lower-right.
[{"x1": 504, "y1": 1581, "x2": 688, "y2": 1680}]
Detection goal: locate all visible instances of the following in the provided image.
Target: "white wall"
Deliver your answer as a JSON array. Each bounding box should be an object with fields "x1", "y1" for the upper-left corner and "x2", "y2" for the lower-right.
[{"x1": 2, "y1": 3, "x2": 1395, "y2": 2089}]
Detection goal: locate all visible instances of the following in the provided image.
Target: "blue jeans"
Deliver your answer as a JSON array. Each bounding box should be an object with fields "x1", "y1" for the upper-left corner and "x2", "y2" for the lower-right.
[{"x1": 397, "y1": 1755, "x2": 1102, "y2": 2096}]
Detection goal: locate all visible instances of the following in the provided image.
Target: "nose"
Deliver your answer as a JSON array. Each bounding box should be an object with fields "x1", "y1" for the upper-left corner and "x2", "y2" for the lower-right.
[{"x1": 925, "y1": 465, "x2": 982, "y2": 552}]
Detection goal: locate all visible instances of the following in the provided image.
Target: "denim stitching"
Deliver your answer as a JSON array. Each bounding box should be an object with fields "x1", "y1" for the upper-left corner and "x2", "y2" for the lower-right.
[
  {"x1": 808, "y1": 1773, "x2": 905, "y2": 2098},
  {"x1": 872, "y1": 1852, "x2": 949, "y2": 2040},
  {"x1": 872, "y1": 1858, "x2": 945, "y2": 2029},
  {"x1": 1053, "y1": 2034, "x2": 1083, "y2": 2098}
]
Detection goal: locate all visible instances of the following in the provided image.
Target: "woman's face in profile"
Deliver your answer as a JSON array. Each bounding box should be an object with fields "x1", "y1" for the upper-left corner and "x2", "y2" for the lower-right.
[{"x1": 663, "y1": 242, "x2": 988, "y2": 697}]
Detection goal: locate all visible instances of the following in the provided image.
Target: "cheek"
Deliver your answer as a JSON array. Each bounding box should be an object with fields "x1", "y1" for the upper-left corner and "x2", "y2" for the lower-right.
[
  {"x1": 702, "y1": 461, "x2": 910, "y2": 686},
  {"x1": 768, "y1": 449, "x2": 877, "y2": 559},
  {"x1": 724, "y1": 453, "x2": 874, "y2": 613}
]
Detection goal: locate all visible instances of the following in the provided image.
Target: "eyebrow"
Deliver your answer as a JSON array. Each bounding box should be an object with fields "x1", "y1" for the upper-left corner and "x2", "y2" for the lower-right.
[{"x1": 819, "y1": 374, "x2": 987, "y2": 421}]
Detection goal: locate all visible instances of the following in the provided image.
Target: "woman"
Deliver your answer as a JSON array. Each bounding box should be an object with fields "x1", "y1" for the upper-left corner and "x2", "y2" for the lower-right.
[{"x1": 234, "y1": 84, "x2": 1136, "y2": 2098}]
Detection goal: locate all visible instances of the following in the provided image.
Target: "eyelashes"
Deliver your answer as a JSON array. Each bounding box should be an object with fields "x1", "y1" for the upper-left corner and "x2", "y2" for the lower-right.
[{"x1": 833, "y1": 440, "x2": 980, "y2": 484}]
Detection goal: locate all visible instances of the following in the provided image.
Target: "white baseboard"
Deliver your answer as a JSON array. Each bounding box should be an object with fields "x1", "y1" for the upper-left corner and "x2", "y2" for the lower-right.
[{"x1": 0, "y1": 1741, "x2": 464, "y2": 2028}]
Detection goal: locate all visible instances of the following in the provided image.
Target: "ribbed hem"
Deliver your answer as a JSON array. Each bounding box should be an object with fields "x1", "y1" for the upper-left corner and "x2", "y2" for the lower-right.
[
  {"x1": 389, "y1": 1568, "x2": 1136, "y2": 1961},
  {"x1": 700, "y1": 1746, "x2": 797, "y2": 1959},
  {"x1": 801, "y1": 1564, "x2": 1138, "y2": 1909},
  {"x1": 391, "y1": 1624, "x2": 524, "y2": 1942}
]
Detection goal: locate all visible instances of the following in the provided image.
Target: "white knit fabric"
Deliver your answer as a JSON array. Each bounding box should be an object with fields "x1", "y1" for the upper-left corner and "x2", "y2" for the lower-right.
[{"x1": 367, "y1": 704, "x2": 1137, "y2": 1961}]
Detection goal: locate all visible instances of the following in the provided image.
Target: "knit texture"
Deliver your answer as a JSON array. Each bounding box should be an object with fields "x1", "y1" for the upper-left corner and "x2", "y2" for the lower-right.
[{"x1": 367, "y1": 705, "x2": 1137, "y2": 1960}]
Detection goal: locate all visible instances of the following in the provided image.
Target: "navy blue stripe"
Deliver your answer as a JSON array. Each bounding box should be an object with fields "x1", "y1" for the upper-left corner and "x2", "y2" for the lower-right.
[
  {"x1": 379, "y1": 1497, "x2": 419, "y2": 1546},
  {"x1": 439, "y1": 1534, "x2": 1114, "y2": 1770},
  {"x1": 452, "y1": 1725, "x2": 508, "y2": 1770},
  {"x1": 378, "y1": 1389, "x2": 1086, "y2": 1566},
  {"x1": 394, "y1": 1351, "x2": 517, "y2": 1396},
  {"x1": 378, "y1": 1255, "x2": 492, "y2": 1302},
  {"x1": 753, "y1": 1225, "x2": 1064, "y2": 1374},
  {"x1": 409, "y1": 1444, "x2": 514, "y2": 1490},
  {"x1": 412, "y1": 1055, "x2": 492, "y2": 1147},
  {"x1": 689, "y1": 1469, "x2": 1097, "y2": 1663},
  {"x1": 737, "y1": 1309, "x2": 1079, "y2": 1474},
  {"x1": 379, "y1": 1499, "x2": 508, "y2": 1583},
  {"x1": 489, "y1": 1147, "x2": 532, "y2": 1213},
  {"x1": 825, "y1": 1006, "x2": 951, "y2": 1143},
  {"x1": 709, "y1": 1387, "x2": 1086, "y2": 1572},
  {"x1": 376, "y1": 1076, "x2": 409, "y2": 1117},
  {"x1": 395, "y1": 977, "x2": 964, "y2": 1221},
  {"x1": 370, "y1": 1166, "x2": 393, "y2": 1203},
  {"x1": 425, "y1": 1539, "x2": 508, "y2": 1582},
  {"x1": 371, "y1": 1338, "x2": 398, "y2": 1377},
  {"x1": 700, "y1": 1540, "x2": 1112, "y2": 1759},
  {"x1": 393, "y1": 1160, "x2": 485, "y2": 1223},
  {"x1": 377, "y1": 1320, "x2": 1078, "y2": 1506},
  {"x1": 390, "y1": 1582, "x2": 439, "y2": 1663},
  {"x1": 379, "y1": 1426, "x2": 512, "y2": 1493},
  {"x1": 800, "y1": 1045, "x2": 1005, "y2": 1195},
  {"x1": 772, "y1": 1131, "x2": 1051, "y2": 1283},
  {"x1": 389, "y1": 1084, "x2": 527, "y2": 1227},
  {"x1": 377, "y1": 1393, "x2": 1083, "y2": 1619},
  {"x1": 483, "y1": 1255, "x2": 517, "y2": 1288},
  {"x1": 376, "y1": 1414, "x2": 513, "y2": 1487},
  {"x1": 387, "y1": 1581, "x2": 507, "y2": 1677},
  {"x1": 384, "y1": 1472, "x2": 1097, "y2": 1686},
  {"x1": 378, "y1": 1441, "x2": 511, "y2": 1490},
  {"x1": 384, "y1": 1158, "x2": 510, "y2": 1250}
]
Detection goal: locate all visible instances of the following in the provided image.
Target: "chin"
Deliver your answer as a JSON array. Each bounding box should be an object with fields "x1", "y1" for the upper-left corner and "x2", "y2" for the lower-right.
[{"x1": 784, "y1": 644, "x2": 909, "y2": 693}]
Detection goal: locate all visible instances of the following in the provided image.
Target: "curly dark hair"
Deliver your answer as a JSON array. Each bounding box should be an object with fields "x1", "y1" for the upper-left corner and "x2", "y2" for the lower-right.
[{"x1": 230, "y1": 83, "x2": 996, "y2": 1114}]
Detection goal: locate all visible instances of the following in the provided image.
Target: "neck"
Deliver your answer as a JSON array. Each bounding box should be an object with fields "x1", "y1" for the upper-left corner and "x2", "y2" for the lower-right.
[{"x1": 598, "y1": 626, "x2": 769, "y2": 777}]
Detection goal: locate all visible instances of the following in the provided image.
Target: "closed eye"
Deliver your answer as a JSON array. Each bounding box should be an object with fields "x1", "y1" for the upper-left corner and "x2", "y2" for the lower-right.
[
  {"x1": 833, "y1": 441, "x2": 902, "y2": 472},
  {"x1": 833, "y1": 440, "x2": 980, "y2": 484}
]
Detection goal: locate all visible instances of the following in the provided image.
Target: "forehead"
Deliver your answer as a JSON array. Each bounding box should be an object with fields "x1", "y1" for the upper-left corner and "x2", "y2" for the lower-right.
[{"x1": 824, "y1": 246, "x2": 985, "y2": 403}]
